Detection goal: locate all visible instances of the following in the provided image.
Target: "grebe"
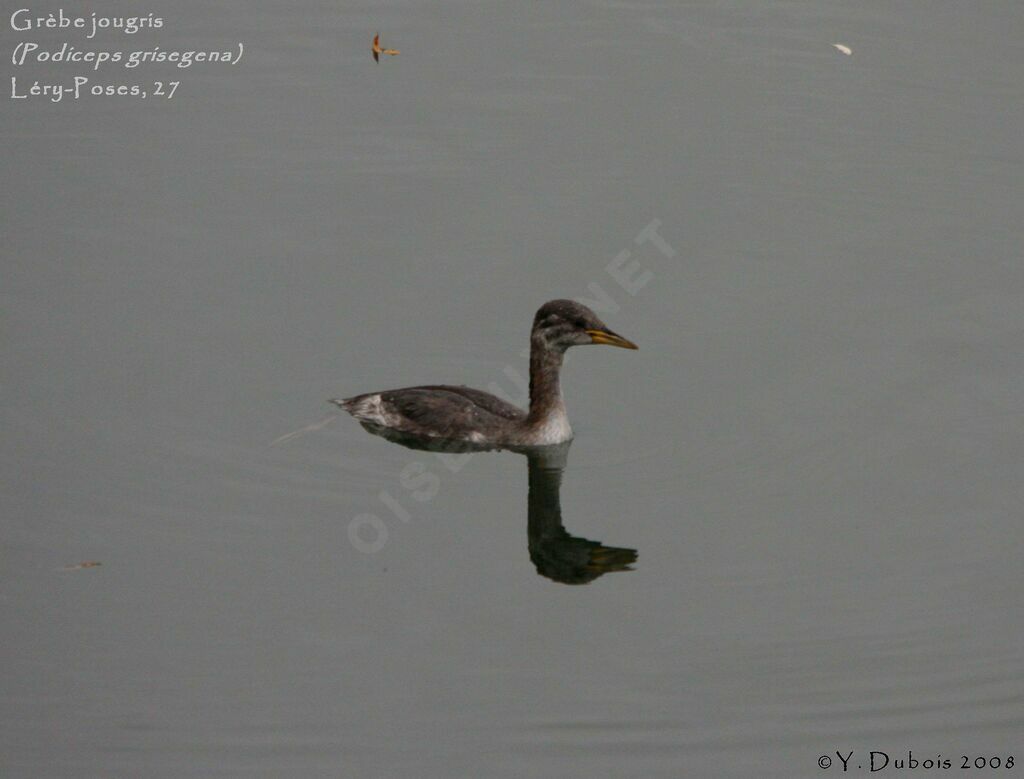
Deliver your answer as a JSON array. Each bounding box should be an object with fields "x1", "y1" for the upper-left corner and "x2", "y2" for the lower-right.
[{"x1": 332, "y1": 299, "x2": 638, "y2": 446}]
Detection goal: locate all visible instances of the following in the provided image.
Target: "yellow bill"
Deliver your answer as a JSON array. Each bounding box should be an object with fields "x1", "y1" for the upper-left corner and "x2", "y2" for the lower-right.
[{"x1": 586, "y1": 329, "x2": 638, "y2": 350}]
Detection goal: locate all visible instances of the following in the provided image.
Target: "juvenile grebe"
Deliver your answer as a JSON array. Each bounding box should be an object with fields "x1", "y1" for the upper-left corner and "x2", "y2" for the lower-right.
[{"x1": 332, "y1": 299, "x2": 638, "y2": 446}]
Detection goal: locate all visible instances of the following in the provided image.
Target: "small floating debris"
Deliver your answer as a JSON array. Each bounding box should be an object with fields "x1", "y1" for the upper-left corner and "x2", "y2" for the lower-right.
[
  {"x1": 833, "y1": 43, "x2": 852, "y2": 56},
  {"x1": 62, "y1": 561, "x2": 102, "y2": 571},
  {"x1": 270, "y1": 414, "x2": 338, "y2": 447},
  {"x1": 372, "y1": 33, "x2": 400, "y2": 63}
]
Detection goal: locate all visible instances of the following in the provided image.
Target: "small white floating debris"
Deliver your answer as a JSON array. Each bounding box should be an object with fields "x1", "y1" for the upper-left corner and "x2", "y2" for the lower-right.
[
  {"x1": 833, "y1": 43, "x2": 852, "y2": 56},
  {"x1": 61, "y1": 561, "x2": 102, "y2": 571},
  {"x1": 269, "y1": 414, "x2": 338, "y2": 447}
]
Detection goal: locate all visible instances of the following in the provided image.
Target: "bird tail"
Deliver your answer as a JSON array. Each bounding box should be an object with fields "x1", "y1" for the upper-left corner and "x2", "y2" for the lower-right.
[
  {"x1": 331, "y1": 395, "x2": 369, "y2": 414},
  {"x1": 331, "y1": 392, "x2": 388, "y2": 425}
]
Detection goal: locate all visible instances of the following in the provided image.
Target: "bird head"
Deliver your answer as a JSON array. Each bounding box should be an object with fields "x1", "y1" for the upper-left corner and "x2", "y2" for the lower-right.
[{"x1": 531, "y1": 299, "x2": 638, "y2": 352}]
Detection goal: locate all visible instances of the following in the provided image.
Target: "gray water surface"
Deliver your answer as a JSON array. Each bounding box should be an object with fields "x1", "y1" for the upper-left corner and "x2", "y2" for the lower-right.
[{"x1": 3, "y1": 2, "x2": 1023, "y2": 777}]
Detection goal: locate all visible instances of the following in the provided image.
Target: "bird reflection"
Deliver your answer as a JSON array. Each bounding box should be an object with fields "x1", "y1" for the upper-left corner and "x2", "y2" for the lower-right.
[
  {"x1": 352, "y1": 424, "x2": 637, "y2": 584},
  {"x1": 524, "y1": 442, "x2": 637, "y2": 584}
]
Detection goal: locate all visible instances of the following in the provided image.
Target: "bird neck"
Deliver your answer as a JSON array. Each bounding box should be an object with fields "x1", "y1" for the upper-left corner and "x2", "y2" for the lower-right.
[{"x1": 527, "y1": 337, "x2": 567, "y2": 424}]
